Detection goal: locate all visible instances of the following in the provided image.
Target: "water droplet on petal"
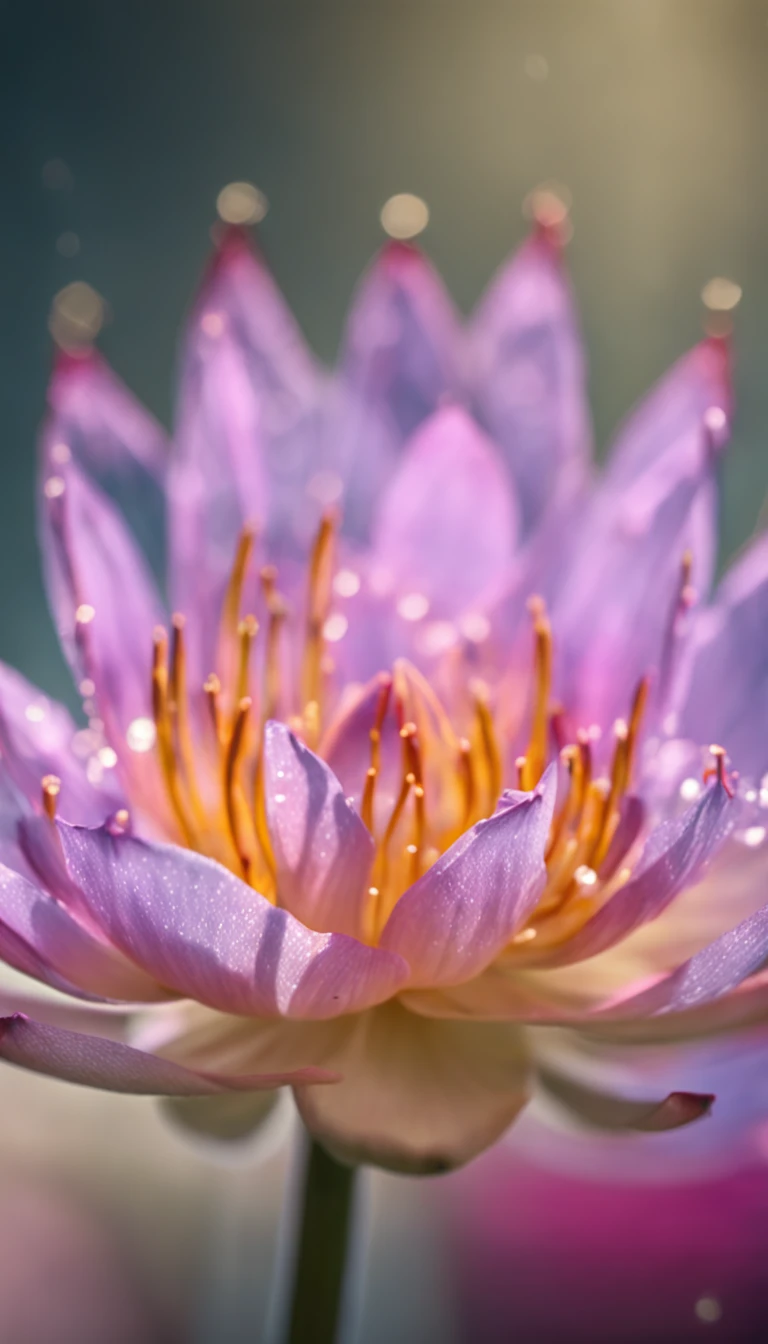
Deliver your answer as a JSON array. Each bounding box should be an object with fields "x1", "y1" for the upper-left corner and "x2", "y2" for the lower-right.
[{"x1": 679, "y1": 777, "x2": 702, "y2": 802}]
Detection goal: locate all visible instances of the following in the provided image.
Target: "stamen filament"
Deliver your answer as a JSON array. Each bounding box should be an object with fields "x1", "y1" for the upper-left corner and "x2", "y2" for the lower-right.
[
  {"x1": 302, "y1": 512, "x2": 336, "y2": 729},
  {"x1": 152, "y1": 627, "x2": 197, "y2": 848},
  {"x1": 41, "y1": 774, "x2": 61, "y2": 822},
  {"x1": 473, "y1": 684, "x2": 502, "y2": 813},
  {"x1": 262, "y1": 582, "x2": 288, "y2": 723},
  {"x1": 169, "y1": 614, "x2": 206, "y2": 826},
  {"x1": 224, "y1": 696, "x2": 257, "y2": 883},
  {"x1": 221, "y1": 526, "x2": 255, "y2": 643},
  {"x1": 458, "y1": 738, "x2": 476, "y2": 830},
  {"x1": 235, "y1": 614, "x2": 259, "y2": 708},
  {"x1": 524, "y1": 596, "x2": 553, "y2": 786}
]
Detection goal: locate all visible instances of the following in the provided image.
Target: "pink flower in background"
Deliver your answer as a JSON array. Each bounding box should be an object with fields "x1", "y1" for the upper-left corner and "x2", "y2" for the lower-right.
[{"x1": 0, "y1": 209, "x2": 767, "y2": 1172}]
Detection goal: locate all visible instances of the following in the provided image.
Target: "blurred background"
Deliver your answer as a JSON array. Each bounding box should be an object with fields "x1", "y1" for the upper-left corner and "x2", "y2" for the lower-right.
[{"x1": 2, "y1": 1, "x2": 768, "y2": 1339}]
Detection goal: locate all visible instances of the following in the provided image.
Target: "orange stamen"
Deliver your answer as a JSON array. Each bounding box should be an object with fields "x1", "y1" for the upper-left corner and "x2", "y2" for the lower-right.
[
  {"x1": 41, "y1": 774, "x2": 60, "y2": 822},
  {"x1": 235, "y1": 614, "x2": 259, "y2": 708},
  {"x1": 302, "y1": 512, "x2": 336, "y2": 723},
  {"x1": 473, "y1": 684, "x2": 503, "y2": 813},
  {"x1": 223, "y1": 696, "x2": 257, "y2": 883},
  {"x1": 262, "y1": 581, "x2": 288, "y2": 723},
  {"x1": 152, "y1": 627, "x2": 196, "y2": 847},
  {"x1": 458, "y1": 737, "x2": 476, "y2": 830},
  {"x1": 524, "y1": 596, "x2": 553, "y2": 786},
  {"x1": 221, "y1": 526, "x2": 255, "y2": 642},
  {"x1": 704, "y1": 744, "x2": 735, "y2": 798},
  {"x1": 360, "y1": 676, "x2": 392, "y2": 833},
  {"x1": 169, "y1": 614, "x2": 205, "y2": 825}
]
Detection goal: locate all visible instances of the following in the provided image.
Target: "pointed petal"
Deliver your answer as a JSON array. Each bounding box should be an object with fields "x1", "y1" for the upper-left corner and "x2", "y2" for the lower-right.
[
  {"x1": 0, "y1": 1013, "x2": 335, "y2": 1094},
  {"x1": 371, "y1": 405, "x2": 517, "y2": 619},
  {"x1": 604, "y1": 336, "x2": 731, "y2": 490},
  {"x1": 169, "y1": 305, "x2": 268, "y2": 685},
  {"x1": 37, "y1": 453, "x2": 166, "y2": 811},
  {"x1": 552, "y1": 433, "x2": 713, "y2": 730},
  {"x1": 334, "y1": 241, "x2": 462, "y2": 539},
  {"x1": 469, "y1": 231, "x2": 591, "y2": 536},
  {"x1": 536, "y1": 780, "x2": 733, "y2": 968},
  {"x1": 47, "y1": 347, "x2": 168, "y2": 573},
  {"x1": 539, "y1": 1068, "x2": 714, "y2": 1132},
  {"x1": 677, "y1": 530, "x2": 768, "y2": 780},
  {"x1": 262, "y1": 721, "x2": 374, "y2": 940},
  {"x1": 0, "y1": 861, "x2": 169, "y2": 1002},
  {"x1": 295, "y1": 999, "x2": 530, "y2": 1173},
  {"x1": 0, "y1": 661, "x2": 122, "y2": 824},
  {"x1": 54, "y1": 823, "x2": 408, "y2": 1019},
  {"x1": 380, "y1": 764, "x2": 557, "y2": 988},
  {"x1": 341, "y1": 241, "x2": 460, "y2": 442}
]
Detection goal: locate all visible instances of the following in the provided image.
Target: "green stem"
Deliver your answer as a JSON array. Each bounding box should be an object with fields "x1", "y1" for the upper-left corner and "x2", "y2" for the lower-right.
[{"x1": 284, "y1": 1139, "x2": 358, "y2": 1344}]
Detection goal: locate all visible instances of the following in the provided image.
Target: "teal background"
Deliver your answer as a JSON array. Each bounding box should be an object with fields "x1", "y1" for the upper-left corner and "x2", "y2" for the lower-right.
[{"x1": 3, "y1": 0, "x2": 767, "y2": 701}]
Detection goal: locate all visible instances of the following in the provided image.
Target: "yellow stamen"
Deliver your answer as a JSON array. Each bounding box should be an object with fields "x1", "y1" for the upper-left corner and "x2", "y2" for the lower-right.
[
  {"x1": 473, "y1": 683, "x2": 503, "y2": 813},
  {"x1": 302, "y1": 512, "x2": 336, "y2": 725},
  {"x1": 401, "y1": 722, "x2": 426, "y2": 880},
  {"x1": 223, "y1": 696, "x2": 257, "y2": 883},
  {"x1": 262, "y1": 578, "x2": 288, "y2": 723},
  {"x1": 515, "y1": 755, "x2": 528, "y2": 790},
  {"x1": 152, "y1": 627, "x2": 197, "y2": 847},
  {"x1": 235, "y1": 614, "x2": 258, "y2": 708},
  {"x1": 625, "y1": 675, "x2": 650, "y2": 787},
  {"x1": 524, "y1": 595, "x2": 553, "y2": 786},
  {"x1": 458, "y1": 737, "x2": 476, "y2": 830},
  {"x1": 221, "y1": 526, "x2": 255, "y2": 642},
  {"x1": 41, "y1": 774, "x2": 60, "y2": 822},
  {"x1": 169, "y1": 614, "x2": 205, "y2": 826}
]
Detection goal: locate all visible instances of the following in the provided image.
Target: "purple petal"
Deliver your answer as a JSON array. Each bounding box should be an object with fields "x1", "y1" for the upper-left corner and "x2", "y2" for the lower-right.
[
  {"x1": 536, "y1": 781, "x2": 733, "y2": 968},
  {"x1": 469, "y1": 230, "x2": 592, "y2": 536},
  {"x1": 333, "y1": 241, "x2": 462, "y2": 539},
  {"x1": 676, "y1": 530, "x2": 768, "y2": 780},
  {"x1": 603, "y1": 336, "x2": 731, "y2": 491},
  {"x1": 0, "y1": 661, "x2": 122, "y2": 824},
  {"x1": 53, "y1": 823, "x2": 408, "y2": 1018},
  {"x1": 0, "y1": 1013, "x2": 336, "y2": 1094},
  {"x1": 262, "y1": 721, "x2": 374, "y2": 940},
  {"x1": 169, "y1": 299, "x2": 269, "y2": 685},
  {"x1": 0, "y1": 861, "x2": 168, "y2": 1002},
  {"x1": 47, "y1": 348, "x2": 168, "y2": 573},
  {"x1": 37, "y1": 454, "x2": 166, "y2": 789},
  {"x1": 371, "y1": 405, "x2": 517, "y2": 620},
  {"x1": 607, "y1": 901, "x2": 768, "y2": 1018},
  {"x1": 552, "y1": 430, "x2": 713, "y2": 731},
  {"x1": 380, "y1": 764, "x2": 557, "y2": 988}
]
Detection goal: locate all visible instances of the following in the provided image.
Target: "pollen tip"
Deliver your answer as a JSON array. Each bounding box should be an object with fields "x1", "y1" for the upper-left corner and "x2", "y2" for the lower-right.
[
  {"x1": 613, "y1": 718, "x2": 629, "y2": 741},
  {"x1": 153, "y1": 625, "x2": 168, "y2": 644},
  {"x1": 171, "y1": 612, "x2": 186, "y2": 631},
  {"x1": 41, "y1": 774, "x2": 61, "y2": 795}
]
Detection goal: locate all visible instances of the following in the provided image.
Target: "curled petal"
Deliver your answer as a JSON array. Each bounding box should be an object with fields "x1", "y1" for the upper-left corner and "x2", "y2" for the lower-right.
[
  {"x1": 469, "y1": 230, "x2": 591, "y2": 535},
  {"x1": 295, "y1": 999, "x2": 530, "y2": 1173},
  {"x1": 0, "y1": 1013, "x2": 336, "y2": 1095},
  {"x1": 372, "y1": 405, "x2": 517, "y2": 619},
  {"x1": 380, "y1": 764, "x2": 557, "y2": 988},
  {"x1": 539, "y1": 1068, "x2": 714, "y2": 1132},
  {"x1": 262, "y1": 722, "x2": 374, "y2": 940},
  {"x1": 54, "y1": 823, "x2": 408, "y2": 1019}
]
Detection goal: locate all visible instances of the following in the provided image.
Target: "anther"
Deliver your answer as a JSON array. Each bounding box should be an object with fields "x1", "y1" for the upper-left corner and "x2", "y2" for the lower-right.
[
  {"x1": 515, "y1": 755, "x2": 528, "y2": 790},
  {"x1": 41, "y1": 774, "x2": 61, "y2": 822},
  {"x1": 236, "y1": 614, "x2": 259, "y2": 706},
  {"x1": 204, "y1": 673, "x2": 223, "y2": 744},
  {"x1": 706, "y1": 744, "x2": 735, "y2": 798},
  {"x1": 224, "y1": 697, "x2": 256, "y2": 882}
]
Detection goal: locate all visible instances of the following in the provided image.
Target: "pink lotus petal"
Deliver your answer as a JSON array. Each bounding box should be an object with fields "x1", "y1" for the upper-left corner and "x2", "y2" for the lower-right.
[
  {"x1": 0, "y1": 861, "x2": 169, "y2": 1002},
  {"x1": 371, "y1": 405, "x2": 517, "y2": 620},
  {"x1": 0, "y1": 1013, "x2": 337, "y2": 1095},
  {"x1": 677, "y1": 529, "x2": 768, "y2": 781},
  {"x1": 470, "y1": 230, "x2": 592, "y2": 536},
  {"x1": 54, "y1": 823, "x2": 408, "y2": 1018},
  {"x1": 262, "y1": 721, "x2": 374, "y2": 940},
  {"x1": 37, "y1": 453, "x2": 166, "y2": 805},
  {"x1": 380, "y1": 764, "x2": 557, "y2": 988}
]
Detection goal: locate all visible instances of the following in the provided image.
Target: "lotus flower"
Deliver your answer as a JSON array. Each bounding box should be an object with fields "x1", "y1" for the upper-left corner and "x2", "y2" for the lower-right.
[{"x1": 1, "y1": 211, "x2": 767, "y2": 1175}]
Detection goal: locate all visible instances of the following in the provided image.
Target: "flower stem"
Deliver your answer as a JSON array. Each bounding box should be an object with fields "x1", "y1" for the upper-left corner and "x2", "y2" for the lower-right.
[{"x1": 284, "y1": 1138, "x2": 357, "y2": 1344}]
